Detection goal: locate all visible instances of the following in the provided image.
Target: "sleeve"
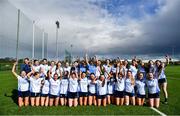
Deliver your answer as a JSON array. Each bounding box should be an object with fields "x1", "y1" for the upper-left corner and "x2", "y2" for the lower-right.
[{"x1": 17, "y1": 75, "x2": 21, "y2": 80}]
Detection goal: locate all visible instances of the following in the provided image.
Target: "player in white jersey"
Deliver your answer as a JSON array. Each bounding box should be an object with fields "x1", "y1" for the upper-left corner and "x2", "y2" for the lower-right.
[
  {"x1": 48, "y1": 61, "x2": 56, "y2": 76},
  {"x1": 103, "y1": 59, "x2": 112, "y2": 78},
  {"x1": 129, "y1": 59, "x2": 138, "y2": 78},
  {"x1": 68, "y1": 72, "x2": 79, "y2": 107},
  {"x1": 124, "y1": 70, "x2": 135, "y2": 106},
  {"x1": 155, "y1": 60, "x2": 168, "y2": 104},
  {"x1": 135, "y1": 72, "x2": 146, "y2": 106},
  {"x1": 88, "y1": 73, "x2": 97, "y2": 106},
  {"x1": 95, "y1": 60, "x2": 102, "y2": 78},
  {"x1": 27, "y1": 71, "x2": 43, "y2": 106},
  {"x1": 40, "y1": 70, "x2": 51, "y2": 106},
  {"x1": 96, "y1": 75, "x2": 108, "y2": 106},
  {"x1": 147, "y1": 72, "x2": 160, "y2": 108},
  {"x1": 107, "y1": 71, "x2": 115, "y2": 105},
  {"x1": 32, "y1": 60, "x2": 41, "y2": 72},
  {"x1": 59, "y1": 71, "x2": 69, "y2": 106},
  {"x1": 114, "y1": 71, "x2": 125, "y2": 106},
  {"x1": 12, "y1": 62, "x2": 29, "y2": 107},
  {"x1": 49, "y1": 73, "x2": 60, "y2": 106},
  {"x1": 56, "y1": 61, "x2": 63, "y2": 78},
  {"x1": 64, "y1": 62, "x2": 71, "y2": 74},
  {"x1": 78, "y1": 72, "x2": 88, "y2": 106},
  {"x1": 40, "y1": 58, "x2": 49, "y2": 75}
]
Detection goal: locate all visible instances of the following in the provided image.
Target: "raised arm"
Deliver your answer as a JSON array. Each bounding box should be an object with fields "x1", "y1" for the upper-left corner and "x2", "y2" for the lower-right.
[
  {"x1": 85, "y1": 53, "x2": 89, "y2": 65},
  {"x1": 27, "y1": 70, "x2": 34, "y2": 79},
  {"x1": 12, "y1": 62, "x2": 18, "y2": 78}
]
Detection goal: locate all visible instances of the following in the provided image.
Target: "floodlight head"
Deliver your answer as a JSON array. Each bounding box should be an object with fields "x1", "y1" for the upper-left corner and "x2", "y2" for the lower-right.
[{"x1": 56, "y1": 21, "x2": 60, "y2": 28}]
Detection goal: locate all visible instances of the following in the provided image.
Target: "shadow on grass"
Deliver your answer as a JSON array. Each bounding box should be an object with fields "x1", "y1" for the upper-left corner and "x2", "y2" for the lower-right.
[{"x1": 4, "y1": 89, "x2": 18, "y2": 105}]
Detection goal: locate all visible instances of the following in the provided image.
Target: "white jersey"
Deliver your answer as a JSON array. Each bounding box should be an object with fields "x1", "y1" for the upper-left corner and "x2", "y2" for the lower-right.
[
  {"x1": 158, "y1": 69, "x2": 166, "y2": 80},
  {"x1": 42, "y1": 79, "x2": 50, "y2": 94},
  {"x1": 115, "y1": 77, "x2": 125, "y2": 91},
  {"x1": 48, "y1": 65, "x2": 56, "y2": 76},
  {"x1": 96, "y1": 80, "x2": 107, "y2": 95},
  {"x1": 63, "y1": 66, "x2": 71, "y2": 73},
  {"x1": 135, "y1": 79, "x2": 146, "y2": 95},
  {"x1": 79, "y1": 77, "x2": 88, "y2": 92},
  {"x1": 111, "y1": 65, "x2": 117, "y2": 74},
  {"x1": 56, "y1": 67, "x2": 63, "y2": 77},
  {"x1": 103, "y1": 64, "x2": 112, "y2": 78},
  {"x1": 29, "y1": 76, "x2": 43, "y2": 93},
  {"x1": 146, "y1": 79, "x2": 160, "y2": 94},
  {"x1": 49, "y1": 78, "x2": 60, "y2": 95},
  {"x1": 125, "y1": 78, "x2": 134, "y2": 93},
  {"x1": 33, "y1": 65, "x2": 41, "y2": 72},
  {"x1": 68, "y1": 77, "x2": 78, "y2": 92},
  {"x1": 95, "y1": 66, "x2": 101, "y2": 77},
  {"x1": 17, "y1": 76, "x2": 29, "y2": 92},
  {"x1": 59, "y1": 78, "x2": 69, "y2": 94},
  {"x1": 88, "y1": 80, "x2": 97, "y2": 94},
  {"x1": 107, "y1": 78, "x2": 115, "y2": 94},
  {"x1": 40, "y1": 64, "x2": 49, "y2": 74},
  {"x1": 129, "y1": 65, "x2": 137, "y2": 78}
]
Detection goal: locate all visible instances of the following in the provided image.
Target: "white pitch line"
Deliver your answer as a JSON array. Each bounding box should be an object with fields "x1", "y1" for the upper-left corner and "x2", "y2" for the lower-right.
[{"x1": 150, "y1": 107, "x2": 167, "y2": 116}]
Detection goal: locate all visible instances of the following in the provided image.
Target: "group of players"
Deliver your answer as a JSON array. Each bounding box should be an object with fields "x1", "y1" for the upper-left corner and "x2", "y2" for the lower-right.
[{"x1": 12, "y1": 55, "x2": 168, "y2": 108}]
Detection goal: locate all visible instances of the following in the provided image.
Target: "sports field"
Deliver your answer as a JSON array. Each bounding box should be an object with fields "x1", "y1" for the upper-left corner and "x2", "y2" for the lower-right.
[{"x1": 0, "y1": 65, "x2": 180, "y2": 115}]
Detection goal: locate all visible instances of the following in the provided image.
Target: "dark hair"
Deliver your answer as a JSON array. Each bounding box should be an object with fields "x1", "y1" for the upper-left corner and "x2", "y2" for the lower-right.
[
  {"x1": 34, "y1": 59, "x2": 38, "y2": 64},
  {"x1": 46, "y1": 70, "x2": 51, "y2": 80},
  {"x1": 43, "y1": 58, "x2": 47, "y2": 61},
  {"x1": 100, "y1": 74, "x2": 105, "y2": 87},
  {"x1": 33, "y1": 72, "x2": 39, "y2": 76},
  {"x1": 24, "y1": 58, "x2": 29, "y2": 61},
  {"x1": 90, "y1": 73, "x2": 95, "y2": 76}
]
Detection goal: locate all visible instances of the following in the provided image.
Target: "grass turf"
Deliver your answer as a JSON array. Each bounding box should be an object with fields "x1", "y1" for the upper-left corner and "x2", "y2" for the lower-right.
[{"x1": 0, "y1": 65, "x2": 180, "y2": 115}]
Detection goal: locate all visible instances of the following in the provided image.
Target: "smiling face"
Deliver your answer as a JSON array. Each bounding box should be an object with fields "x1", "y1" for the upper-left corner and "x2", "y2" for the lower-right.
[
  {"x1": 81, "y1": 72, "x2": 86, "y2": 78},
  {"x1": 127, "y1": 71, "x2": 132, "y2": 78},
  {"x1": 148, "y1": 73, "x2": 153, "y2": 80},
  {"x1": 24, "y1": 59, "x2": 29, "y2": 64},
  {"x1": 100, "y1": 75, "x2": 105, "y2": 81},
  {"x1": 34, "y1": 60, "x2": 39, "y2": 66},
  {"x1": 90, "y1": 73, "x2": 95, "y2": 80},
  {"x1": 138, "y1": 73, "x2": 144, "y2": 80},
  {"x1": 54, "y1": 73, "x2": 58, "y2": 80},
  {"x1": 20, "y1": 71, "x2": 26, "y2": 77}
]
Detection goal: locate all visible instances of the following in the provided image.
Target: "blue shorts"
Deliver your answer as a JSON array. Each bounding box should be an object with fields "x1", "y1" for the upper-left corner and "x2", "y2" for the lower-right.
[
  {"x1": 88, "y1": 92, "x2": 96, "y2": 96},
  {"x1": 136, "y1": 94, "x2": 146, "y2": 98},
  {"x1": 41, "y1": 93, "x2": 49, "y2": 97},
  {"x1": 148, "y1": 93, "x2": 159, "y2": 98},
  {"x1": 59, "y1": 94, "x2": 67, "y2": 98},
  {"x1": 124, "y1": 92, "x2": 135, "y2": 97},
  {"x1": 158, "y1": 78, "x2": 167, "y2": 84},
  {"x1": 97, "y1": 95, "x2": 106, "y2": 99},
  {"x1": 107, "y1": 93, "x2": 114, "y2": 96},
  {"x1": 18, "y1": 91, "x2": 29, "y2": 97},
  {"x1": 79, "y1": 92, "x2": 88, "y2": 97},
  {"x1": 68, "y1": 92, "x2": 78, "y2": 99},
  {"x1": 114, "y1": 90, "x2": 124, "y2": 98},
  {"x1": 30, "y1": 92, "x2": 40, "y2": 97},
  {"x1": 49, "y1": 94, "x2": 59, "y2": 99}
]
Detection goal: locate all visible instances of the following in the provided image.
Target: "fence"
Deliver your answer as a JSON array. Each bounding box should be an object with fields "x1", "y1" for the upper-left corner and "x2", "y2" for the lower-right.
[{"x1": 0, "y1": 0, "x2": 48, "y2": 59}]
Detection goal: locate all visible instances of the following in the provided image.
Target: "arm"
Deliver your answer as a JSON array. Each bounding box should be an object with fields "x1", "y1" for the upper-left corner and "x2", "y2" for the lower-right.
[
  {"x1": 27, "y1": 70, "x2": 34, "y2": 79},
  {"x1": 85, "y1": 53, "x2": 89, "y2": 65},
  {"x1": 12, "y1": 62, "x2": 19, "y2": 78}
]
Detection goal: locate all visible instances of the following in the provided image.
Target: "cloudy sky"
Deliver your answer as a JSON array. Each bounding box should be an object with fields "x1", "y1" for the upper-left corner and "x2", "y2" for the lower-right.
[{"x1": 2, "y1": 0, "x2": 180, "y2": 58}]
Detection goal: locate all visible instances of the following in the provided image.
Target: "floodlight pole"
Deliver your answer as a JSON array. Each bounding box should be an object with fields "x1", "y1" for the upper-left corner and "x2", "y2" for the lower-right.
[
  {"x1": 55, "y1": 20, "x2": 60, "y2": 61},
  {"x1": 16, "y1": 9, "x2": 20, "y2": 71},
  {"x1": 42, "y1": 30, "x2": 45, "y2": 59},
  {"x1": 32, "y1": 20, "x2": 35, "y2": 60}
]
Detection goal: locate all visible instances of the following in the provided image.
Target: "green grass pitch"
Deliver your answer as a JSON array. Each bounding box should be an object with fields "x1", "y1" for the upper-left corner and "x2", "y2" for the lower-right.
[{"x1": 0, "y1": 65, "x2": 180, "y2": 115}]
